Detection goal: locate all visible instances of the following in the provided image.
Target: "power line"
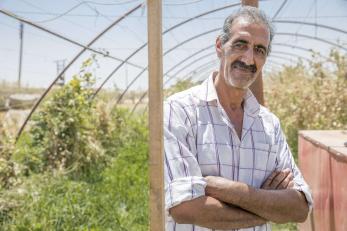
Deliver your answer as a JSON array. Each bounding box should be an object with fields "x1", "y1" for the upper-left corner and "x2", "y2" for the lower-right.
[
  {"x1": 0, "y1": 21, "x2": 79, "y2": 44},
  {"x1": 73, "y1": 0, "x2": 146, "y2": 43},
  {"x1": 163, "y1": 0, "x2": 202, "y2": 6},
  {"x1": 18, "y1": 0, "x2": 110, "y2": 36},
  {"x1": 17, "y1": 0, "x2": 147, "y2": 53},
  {"x1": 272, "y1": 0, "x2": 288, "y2": 19},
  {"x1": 34, "y1": 1, "x2": 91, "y2": 23},
  {"x1": 14, "y1": 2, "x2": 144, "y2": 142},
  {"x1": 0, "y1": 9, "x2": 145, "y2": 70},
  {"x1": 74, "y1": 0, "x2": 141, "y2": 6}
]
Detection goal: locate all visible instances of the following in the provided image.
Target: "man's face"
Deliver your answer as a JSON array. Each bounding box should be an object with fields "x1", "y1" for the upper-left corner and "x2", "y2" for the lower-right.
[{"x1": 216, "y1": 18, "x2": 270, "y2": 89}]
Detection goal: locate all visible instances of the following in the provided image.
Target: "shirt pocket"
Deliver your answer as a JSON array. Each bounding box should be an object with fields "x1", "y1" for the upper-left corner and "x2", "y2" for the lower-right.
[{"x1": 253, "y1": 143, "x2": 278, "y2": 187}]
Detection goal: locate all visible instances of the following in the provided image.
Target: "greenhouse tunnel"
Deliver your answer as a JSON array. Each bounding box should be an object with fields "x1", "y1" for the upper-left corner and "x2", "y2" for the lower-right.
[{"x1": 0, "y1": 0, "x2": 346, "y2": 230}]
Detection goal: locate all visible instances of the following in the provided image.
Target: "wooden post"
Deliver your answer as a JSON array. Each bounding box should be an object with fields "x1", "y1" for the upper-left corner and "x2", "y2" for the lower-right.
[
  {"x1": 147, "y1": 1, "x2": 164, "y2": 230},
  {"x1": 241, "y1": 0, "x2": 258, "y2": 7},
  {"x1": 241, "y1": 0, "x2": 265, "y2": 105}
]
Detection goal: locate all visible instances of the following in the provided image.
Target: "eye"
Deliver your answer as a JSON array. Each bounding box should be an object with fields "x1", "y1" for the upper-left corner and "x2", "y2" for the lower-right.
[
  {"x1": 232, "y1": 42, "x2": 247, "y2": 50},
  {"x1": 254, "y1": 46, "x2": 266, "y2": 56}
]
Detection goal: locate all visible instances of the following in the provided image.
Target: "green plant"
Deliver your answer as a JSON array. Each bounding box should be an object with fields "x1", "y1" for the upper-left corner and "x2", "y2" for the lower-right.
[
  {"x1": 0, "y1": 118, "x2": 20, "y2": 191},
  {"x1": 164, "y1": 77, "x2": 199, "y2": 97},
  {"x1": 0, "y1": 139, "x2": 18, "y2": 190},
  {"x1": 1, "y1": 108, "x2": 149, "y2": 230},
  {"x1": 17, "y1": 57, "x2": 107, "y2": 181},
  {"x1": 265, "y1": 50, "x2": 347, "y2": 158},
  {"x1": 272, "y1": 222, "x2": 298, "y2": 231}
]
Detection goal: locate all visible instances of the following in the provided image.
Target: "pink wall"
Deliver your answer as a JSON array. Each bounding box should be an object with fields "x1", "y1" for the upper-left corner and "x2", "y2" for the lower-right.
[{"x1": 298, "y1": 130, "x2": 347, "y2": 231}]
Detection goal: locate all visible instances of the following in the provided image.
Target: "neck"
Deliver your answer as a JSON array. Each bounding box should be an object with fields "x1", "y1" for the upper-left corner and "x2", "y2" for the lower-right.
[{"x1": 214, "y1": 72, "x2": 247, "y2": 110}]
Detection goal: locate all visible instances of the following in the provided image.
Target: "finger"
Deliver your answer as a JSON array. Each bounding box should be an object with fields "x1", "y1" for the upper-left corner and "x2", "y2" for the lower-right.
[
  {"x1": 269, "y1": 168, "x2": 291, "y2": 189},
  {"x1": 261, "y1": 171, "x2": 277, "y2": 188},
  {"x1": 277, "y1": 172, "x2": 293, "y2": 189},
  {"x1": 277, "y1": 171, "x2": 293, "y2": 189},
  {"x1": 287, "y1": 181, "x2": 295, "y2": 189},
  {"x1": 261, "y1": 170, "x2": 279, "y2": 189}
]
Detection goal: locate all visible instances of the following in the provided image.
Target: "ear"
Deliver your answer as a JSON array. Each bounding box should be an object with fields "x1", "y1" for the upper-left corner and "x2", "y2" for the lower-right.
[{"x1": 216, "y1": 36, "x2": 223, "y2": 59}]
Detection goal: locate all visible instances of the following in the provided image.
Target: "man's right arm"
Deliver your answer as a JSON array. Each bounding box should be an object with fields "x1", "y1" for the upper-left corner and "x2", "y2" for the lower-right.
[
  {"x1": 170, "y1": 196, "x2": 266, "y2": 230},
  {"x1": 169, "y1": 169, "x2": 294, "y2": 229}
]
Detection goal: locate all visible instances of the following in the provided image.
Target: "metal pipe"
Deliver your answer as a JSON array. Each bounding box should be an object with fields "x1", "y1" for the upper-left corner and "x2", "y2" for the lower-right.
[
  {"x1": 11, "y1": 3, "x2": 144, "y2": 142},
  {"x1": 118, "y1": 23, "x2": 347, "y2": 105},
  {"x1": 96, "y1": 2, "x2": 242, "y2": 98},
  {"x1": 274, "y1": 20, "x2": 347, "y2": 35},
  {"x1": 130, "y1": 41, "x2": 334, "y2": 113},
  {"x1": 0, "y1": 8, "x2": 145, "y2": 70}
]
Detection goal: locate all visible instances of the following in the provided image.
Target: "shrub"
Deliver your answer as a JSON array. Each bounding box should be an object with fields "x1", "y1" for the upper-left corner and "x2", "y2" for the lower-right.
[
  {"x1": 17, "y1": 57, "x2": 107, "y2": 181},
  {"x1": 1, "y1": 108, "x2": 149, "y2": 230},
  {"x1": 0, "y1": 120, "x2": 20, "y2": 190},
  {"x1": 0, "y1": 139, "x2": 18, "y2": 190},
  {"x1": 265, "y1": 50, "x2": 347, "y2": 158}
]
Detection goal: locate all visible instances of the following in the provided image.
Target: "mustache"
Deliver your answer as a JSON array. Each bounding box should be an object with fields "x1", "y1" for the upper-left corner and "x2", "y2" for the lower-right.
[{"x1": 231, "y1": 61, "x2": 257, "y2": 73}]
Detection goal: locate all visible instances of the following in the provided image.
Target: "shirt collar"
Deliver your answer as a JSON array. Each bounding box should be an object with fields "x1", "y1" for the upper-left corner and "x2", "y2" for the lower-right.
[{"x1": 194, "y1": 71, "x2": 260, "y2": 117}]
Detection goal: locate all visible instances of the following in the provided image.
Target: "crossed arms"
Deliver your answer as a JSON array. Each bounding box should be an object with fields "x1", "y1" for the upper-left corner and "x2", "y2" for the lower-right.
[{"x1": 169, "y1": 169, "x2": 309, "y2": 230}]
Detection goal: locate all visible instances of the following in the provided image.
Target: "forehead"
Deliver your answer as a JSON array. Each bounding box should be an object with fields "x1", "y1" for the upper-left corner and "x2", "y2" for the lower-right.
[{"x1": 229, "y1": 18, "x2": 270, "y2": 46}]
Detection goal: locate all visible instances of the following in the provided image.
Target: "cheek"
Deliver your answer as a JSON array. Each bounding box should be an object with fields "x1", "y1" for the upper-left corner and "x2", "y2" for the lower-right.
[{"x1": 256, "y1": 57, "x2": 267, "y2": 67}]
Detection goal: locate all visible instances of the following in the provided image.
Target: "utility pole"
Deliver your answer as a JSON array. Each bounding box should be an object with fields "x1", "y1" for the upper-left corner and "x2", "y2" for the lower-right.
[
  {"x1": 18, "y1": 22, "x2": 24, "y2": 88},
  {"x1": 54, "y1": 59, "x2": 66, "y2": 86},
  {"x1": 125, "y1": 63, "x2": 128, "y2": 88},
  {"x1": 314, "y1": 0, "x2": 317, "y2": 37}
]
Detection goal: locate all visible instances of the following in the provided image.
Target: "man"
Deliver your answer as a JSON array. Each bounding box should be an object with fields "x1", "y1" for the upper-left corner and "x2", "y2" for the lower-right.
[{"x1": 164, "y1": 6, "x2": 312, "y2": 231}]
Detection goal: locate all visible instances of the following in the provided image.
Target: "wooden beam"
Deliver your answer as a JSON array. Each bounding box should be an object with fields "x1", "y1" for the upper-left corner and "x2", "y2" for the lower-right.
[
  {"x1": 147, "y1": 0, "x2": 164, "y2": 230},
  {"x1": 241, "y1": 0, "x2": 258, "y2": 7},
  {"x1": 241, "y1": 0, "x2": 264, "y2": 105}
]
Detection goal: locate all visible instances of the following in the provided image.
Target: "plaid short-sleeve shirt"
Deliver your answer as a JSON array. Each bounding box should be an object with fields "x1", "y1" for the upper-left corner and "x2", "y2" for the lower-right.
[{"x1": 164, "y1": 72, "x2": 313, "y2": 231}]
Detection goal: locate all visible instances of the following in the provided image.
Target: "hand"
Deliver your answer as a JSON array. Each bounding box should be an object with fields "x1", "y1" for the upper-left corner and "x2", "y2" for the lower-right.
[{"x1": 261, "y1": 168, "x2": 294, "y2": 190}]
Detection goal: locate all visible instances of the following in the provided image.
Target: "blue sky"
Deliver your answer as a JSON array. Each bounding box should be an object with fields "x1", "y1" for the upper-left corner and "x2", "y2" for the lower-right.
[{"x1": 0, "y1": 0, "x2": 347, "y2": 91}]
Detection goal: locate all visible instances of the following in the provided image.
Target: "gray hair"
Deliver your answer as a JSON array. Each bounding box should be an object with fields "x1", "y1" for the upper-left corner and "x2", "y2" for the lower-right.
[{"x1": 219, "y1": 6, "x2": 275, "y2": 55}]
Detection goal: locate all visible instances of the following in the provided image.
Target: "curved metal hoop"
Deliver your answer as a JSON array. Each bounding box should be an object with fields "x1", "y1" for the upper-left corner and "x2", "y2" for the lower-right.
[
  {"x1": 130, "y1": 46, "x2": 317, "y2": 114},
  {"x1": 0, "y1": 4, "x2": 144, "y2": 142},
  {"x1": 94, "y1": 3, "x2": 242, "y2": 98},
  {"x1": 124, "y1": 28, "x2": 346, "y2": 112}
]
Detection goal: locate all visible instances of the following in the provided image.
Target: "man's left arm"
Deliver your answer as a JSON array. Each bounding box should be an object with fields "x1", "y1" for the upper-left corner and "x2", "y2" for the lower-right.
[
  {"x1": 205, "y1": 175, "x2": 309, "y2": 224},
  {"x1": 206, "y1": 118, "x2": 313, "y2": 224}
]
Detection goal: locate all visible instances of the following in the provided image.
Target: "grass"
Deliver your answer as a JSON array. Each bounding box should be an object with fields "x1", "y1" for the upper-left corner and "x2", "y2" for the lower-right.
[
  {"x1": 272, "y1": 222, "x2": 298, "y2": 230},
  {"x1": 0, "y1": 112, "x2": 149, "y2": 230}
]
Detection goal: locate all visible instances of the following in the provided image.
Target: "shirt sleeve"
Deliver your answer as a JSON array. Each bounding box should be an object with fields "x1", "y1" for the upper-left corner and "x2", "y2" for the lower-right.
[
  {"x1": 274, "y1": 118, "x2": 314, "y2": 211},
  {"x1": 164, "y1": 99, "x2": 206, "y2": 214}
]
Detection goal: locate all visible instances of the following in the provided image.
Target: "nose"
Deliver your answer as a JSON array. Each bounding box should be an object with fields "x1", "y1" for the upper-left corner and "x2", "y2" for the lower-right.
[{"x1": 240, "y1": 47, "x2": 255, "y2": 66}]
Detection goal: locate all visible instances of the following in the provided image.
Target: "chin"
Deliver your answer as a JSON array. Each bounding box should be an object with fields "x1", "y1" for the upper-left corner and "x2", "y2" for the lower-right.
[{"x1": 225, "y1": 76, "x2": 256, "y2": 90}]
